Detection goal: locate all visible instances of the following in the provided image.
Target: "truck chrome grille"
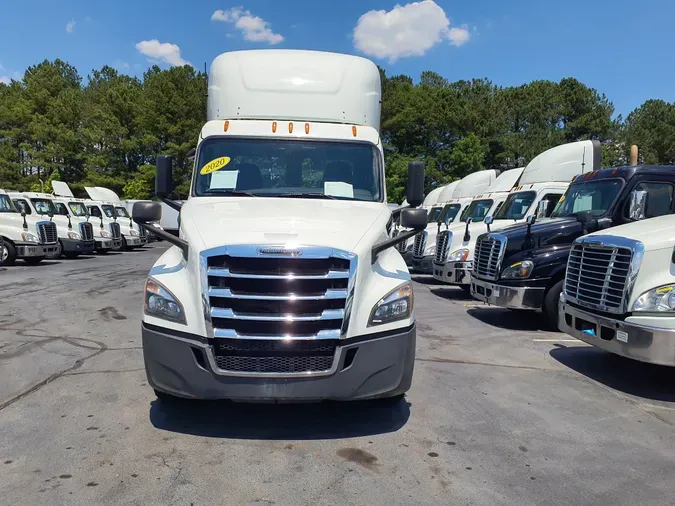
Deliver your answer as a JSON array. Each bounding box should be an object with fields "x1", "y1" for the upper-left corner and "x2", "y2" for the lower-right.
[
  {"x1": 412, "y1": 231, "x2": 427, "y2": 258},
  {"x1": 37, "y1": 222, "x2": 58, "y2": 244},
  {"x1": 473, "y1": 234, "x2": 506, "y2": 280},
  {"x1": 110, "y1": 222, "x2": 121, "y2": 239},
  {"x1": 202, "y1": 245, "x2": 356, "y2": 376},
  {"x1": 79, "y1": 222, "x2": 94, "y2": 242},
  {"x1": 392, "y1": 230, "x2": 406, "y2": 253},
  {"x1": 435, "y1": 231, "x2": 450, "y2": 264},
  {"x1": 565, "y1": 242, "x2": 636, "y2": 314}
]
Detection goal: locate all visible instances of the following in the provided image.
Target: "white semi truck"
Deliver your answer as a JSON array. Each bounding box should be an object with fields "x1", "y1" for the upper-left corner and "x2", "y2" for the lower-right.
[
  {"x1": 130, "y1": 49, "x2": 428, "y2": 403},
  {"x1": 412, "y1": 170, "x2": 497, "y2": 274},
  {"x1": 8, "y1": 191, "x2": 96, "y2": 258},
  {"x1": 83, "y1": 187, "x2": 145, "y2": 250},
  {"x1": 0, "y1": 189, "x2": 59, "y2": 265},
  {"x1": 434, "y1": 140, "x2": 599, "y2": 291}
]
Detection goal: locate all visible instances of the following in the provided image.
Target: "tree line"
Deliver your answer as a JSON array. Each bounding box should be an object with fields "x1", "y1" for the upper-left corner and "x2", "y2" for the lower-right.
[{"x1": 0, "y1": 59, "x2": 673, "y2": 203}]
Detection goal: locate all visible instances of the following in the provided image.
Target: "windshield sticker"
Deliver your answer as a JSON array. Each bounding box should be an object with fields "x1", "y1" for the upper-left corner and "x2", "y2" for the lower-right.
[
  {"x1": 324, "y1": 181, "x2": 354, "y2": 199},
  {"x1": 200, "y1": 156, "x2": 232, "y2": 175},
  {"x1": 558, "y1": 195, "x2": 565, "y2": 203},
  {"x1": 211, "y1": 170, "x2": 239, "y2": 189}
]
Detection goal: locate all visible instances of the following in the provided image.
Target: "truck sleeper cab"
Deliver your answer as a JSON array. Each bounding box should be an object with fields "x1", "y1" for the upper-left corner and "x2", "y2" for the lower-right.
[
  {"x1": 132, "y1": 49, "x2": 428, "y2": 403},
  {"x1": 559, "y1": 214, "x2": 675, "y2": 366},
  {"x1": 85, "y1": 201, "x2": 129, "y2": 251},
  {"x1": 0, "y1": 190, "x2": 59, "y2": 265},
  {"x1": 471, "y1": 164, "x2": 675, "y2": 328},
  {"x1": 10, "y1": 192, "x2": 95, "y2": 258}
]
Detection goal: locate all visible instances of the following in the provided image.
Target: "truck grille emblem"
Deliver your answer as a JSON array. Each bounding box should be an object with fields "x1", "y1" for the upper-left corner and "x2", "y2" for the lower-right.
[{"x1": 257, "y1": 247, "x2": 303, "y2": 257}]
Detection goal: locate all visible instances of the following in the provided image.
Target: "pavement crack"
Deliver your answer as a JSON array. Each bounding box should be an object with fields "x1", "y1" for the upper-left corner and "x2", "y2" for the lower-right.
[
  {"x1": 416, "y1": 356, "x2": 555, "y2": 372},
  {"x1": 63, "y1": 368, "x2": 145, "y2": 376}
]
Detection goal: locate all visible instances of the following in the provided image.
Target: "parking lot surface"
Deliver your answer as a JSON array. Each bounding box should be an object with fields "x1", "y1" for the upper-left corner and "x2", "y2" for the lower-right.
[{"x1": 1, "y1": 244, "x2": 674, "y2": 505}]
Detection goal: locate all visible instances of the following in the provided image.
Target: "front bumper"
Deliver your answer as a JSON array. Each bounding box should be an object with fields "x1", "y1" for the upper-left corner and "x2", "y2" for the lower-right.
[
  {"x1": 412, "y1": 255, "x2": 434, "y2": 274},
  {"x1": 61, "y1": 238, "x2": 95, "y2": 254},
  {"x1": 559, "y1": 300, "x2": 675, "y2": 366},
  {"x1": 15, "y1": 243, "x2": 57, "y2": 258},
  {"x1": 470, "y1": 276, "x2": 545, "y2": 310},
  {"x1": 402, "y1": 250, "x2": 413, "y2": 267},
  {"x1": 112, "y1": 239, "x2": 122, "y2": 249},
  {"x1": 433, "y1": 262, "x2": 472, "y2": 285},
  {"x1": 125, "y1": 236, "x2": 143, "y2": 247},
  {"x1": 95, "y1": 238, "x2": 114, "y2": 250},
  {"x1": 142, "y1": 323, "x2": 416, "y2": 401}
]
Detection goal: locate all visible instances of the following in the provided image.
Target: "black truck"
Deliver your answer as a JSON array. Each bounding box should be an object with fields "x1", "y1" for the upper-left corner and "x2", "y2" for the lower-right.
[{"x1": 470, "y1": 165, "x2": 675, "y2": 328}]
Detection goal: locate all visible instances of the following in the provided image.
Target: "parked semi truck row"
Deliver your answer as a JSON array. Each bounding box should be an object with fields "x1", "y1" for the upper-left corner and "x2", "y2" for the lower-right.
[
  {"x1": 559, "y1": 212, "x2": 675, "y2": 366},
  {"x1": 470, "y1": 162, "x2": 675, "y2": 328},
  {"x1": 130, "y1": 48, "x2": 430, "y2": 403},
  {"x1": 433, "y1": 140, "x2": 599, "y2": 298}
]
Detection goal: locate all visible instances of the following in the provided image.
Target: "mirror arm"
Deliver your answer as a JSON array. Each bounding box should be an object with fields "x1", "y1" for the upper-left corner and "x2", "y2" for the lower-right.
[
  {"x1": 138, "y1": 224, "x2": 189, "y2": 259},
  {"x1": 371, "y1": 228, "x2": 419, "y2": 265},
  {"x1": 162, "y1": 198, "x2": 183, "y2": 212}
]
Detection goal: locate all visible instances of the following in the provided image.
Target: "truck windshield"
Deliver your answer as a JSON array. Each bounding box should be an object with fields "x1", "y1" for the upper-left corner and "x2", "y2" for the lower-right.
[
  {"x1": 115, "y1": 207, "x2": 130, "y2": 218},
  {"x1": 552, "y1": 180, "x2": 623, "y2": 218},
  {"x1": 427, "y1": 207, "x2": 442, "y2": 223},
  {"x1": 30, "y1": 198, "x2": 57, "y2": 216},
  {"x1": 438, "y1": 203, "x2": 461, "y2": 224},
  {"x1": 102, "y1": 205, "x2": 116, "y2": 218},
  {"x1": 459, "y1": 199, "x2": 494, "y2": 223},
  {"x1": 194, "y1": 138, "x2": 382, "y2": 201},
  {"x1": 0, "y1": 194, "x2": 17, "y2": 213},
  {"x1": 493, "y1": 191, "x2": 536, "y2": 220},
  {"x1": 69, "y1": 202, "x2": 89, "y2": 216}
]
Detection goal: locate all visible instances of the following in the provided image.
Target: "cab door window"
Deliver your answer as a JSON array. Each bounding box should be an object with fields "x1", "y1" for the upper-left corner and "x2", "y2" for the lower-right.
[
  {"x1": 13, "y1": 199, "x2": 31, "y2": 215},
  {"x1": 88, "y1": 206, "x2": 102, "y2": 217},
  {"x1": 625, "y1": 182, "x2": 674, "y2": 220},
  {"x1": 55, "y1": 203, "x2": 69, "y2": 216},
  {"x1": 539, "y1": 193, "x2": 564, "y2": 217}
]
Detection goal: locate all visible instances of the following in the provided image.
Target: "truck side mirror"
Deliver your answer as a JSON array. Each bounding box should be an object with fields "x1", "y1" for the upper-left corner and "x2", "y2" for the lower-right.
[
  {"x1": 400, "y1": 208, "x2": 427, "y2": 230},
  {"x1": 406, "y1": 161, "x2": 425, "y2": 208},
  {"x1": 526, "y1": 215, "x2": 536, "y2": 226},
  {"x1": 536, "y1": 200, "x2": 548, "y2": 219},
  {"x1": 132, "y1": 202, "x2": 162, "y2": 224},
  {"x1": 628, "y1": 190, "x2": 647, "y2": 221},
  {"x1": 156, "y1": 155, "x2": 174, "y2": 199},
  {"x1": 485, "y1": 215, "x2": 493, "y2": 232}
]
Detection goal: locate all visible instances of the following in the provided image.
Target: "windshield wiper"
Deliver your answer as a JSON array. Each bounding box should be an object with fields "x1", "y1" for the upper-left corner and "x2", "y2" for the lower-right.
[
  {"x1": 282, "y1": 193, "x2": 338, "y2": 200},
  {"x1": 203, "y1": 189, "x2": 256, "y2": 197}
]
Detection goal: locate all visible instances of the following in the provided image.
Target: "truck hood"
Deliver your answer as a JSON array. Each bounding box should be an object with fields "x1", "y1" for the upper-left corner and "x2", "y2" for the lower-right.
[
  {"x1": 585, "y1": 214, "x2": 675, "y2": 252},
  {"x1": 181, "y1": 198, "x2": 388, "y2": 253}
]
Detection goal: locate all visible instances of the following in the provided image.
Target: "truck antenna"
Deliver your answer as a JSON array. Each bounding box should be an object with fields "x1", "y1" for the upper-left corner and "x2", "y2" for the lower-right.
[
  {"x1": 581, "y1": 146, "x2": 586, "y2": 172},
  {"x1": 204, "y1": 61, "x2": 208, "y2": 122}
]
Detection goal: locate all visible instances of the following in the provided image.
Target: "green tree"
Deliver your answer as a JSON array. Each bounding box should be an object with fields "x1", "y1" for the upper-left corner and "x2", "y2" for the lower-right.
[{"x1": 623, "y1": 100, "x2": 675, "y2": 164}]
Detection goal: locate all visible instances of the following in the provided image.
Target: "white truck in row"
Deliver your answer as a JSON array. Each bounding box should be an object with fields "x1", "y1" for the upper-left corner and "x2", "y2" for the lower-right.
[
  {"x1": 131, "y1": 49, "x2": 428, "y2": 403},
  {"x1": 0, "y1": 189, "x2": 59, "y2": 265},
  {"x1": 433, "y1": 140, "x2": 600, "y2": 292}
]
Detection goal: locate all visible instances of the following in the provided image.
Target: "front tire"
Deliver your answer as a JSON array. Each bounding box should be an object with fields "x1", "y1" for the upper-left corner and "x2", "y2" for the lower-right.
[
  {"x1": 1, "y1": 241, "x2": 17, "y2": 266},
  {"x1": 542, "y1": 280, "x2": 564, "y2": 331},
  {"x1": 54, "y1": 240, "x2": 63, "y2": 259}
]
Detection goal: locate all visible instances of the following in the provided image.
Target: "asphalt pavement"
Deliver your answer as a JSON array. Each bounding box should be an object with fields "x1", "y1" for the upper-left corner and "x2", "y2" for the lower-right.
[{"x1": 1, "y1": 243, "x2": 674, "y2": 505}]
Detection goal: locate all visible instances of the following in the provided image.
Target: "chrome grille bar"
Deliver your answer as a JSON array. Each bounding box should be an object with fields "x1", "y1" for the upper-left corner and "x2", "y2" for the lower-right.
[
  {"x1": 208, "y1": 288, "x2": 348, "y2": 300},
  {"x1": 207, "y1": 267, "x2": 349, "y2": 279},
  {"x1": 434, "y1": 231, "x2": 450, "y2": 264},
  {"x1": 210, "y1": 308, "x2": 344, "y2": 321},
  {"x1": 472, "y1": 234, "x2": 506, "y2": 280},
  {"x1": 412, "y1": 231, "x2": 427, "y2": 257}
]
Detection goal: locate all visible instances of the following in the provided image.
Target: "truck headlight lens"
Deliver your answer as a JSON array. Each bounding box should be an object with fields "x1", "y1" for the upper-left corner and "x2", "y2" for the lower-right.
[
  {"x1": 501, "y1": 260, "x2": 534, "y2": 279},
  {"x1": 632, "y1": 284, "x2": 675, "y2": 312},
  {"x1": 447, "y1": 249, "x2": 469, "y2": 262},
  {"x1": 21, "y1": 232, "x2": 38, "y2": 243},
  {"x1": 67, "y1": 231, "x2": 81, "y2": 240},
  {"x1": 129, "y1": 230, "x2": 139, "y2": 236},
  {"x1": 100, "y1": 230, "x2": 112, "y2": 238},
  {"x1": 368, "y1": 282, "x2": 413, "y2": 326},
  {"x1": 145, "y1": 277, "x2": 186, "y2": 324}
]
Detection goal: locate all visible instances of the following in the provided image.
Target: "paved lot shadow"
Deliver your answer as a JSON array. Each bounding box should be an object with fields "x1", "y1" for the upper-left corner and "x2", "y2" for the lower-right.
[
  {"x1": 550, "y1": 345, "x2": 675, "y2": 403},
  {"x1": 429, "y1": 286, "x2": 472, "y2": 301},
  {"x1": 411, "y1": 275, "x2": 442, "y2": 285},
  {"x1": 149, "y1": 397, "x2": 411, "y2": 440},
  {"x1": 466, "y1": 307, "x2": 549, "y2": 331},
  {"x1": 3, "y1": 260, "x2": 62, "y2": 268}
]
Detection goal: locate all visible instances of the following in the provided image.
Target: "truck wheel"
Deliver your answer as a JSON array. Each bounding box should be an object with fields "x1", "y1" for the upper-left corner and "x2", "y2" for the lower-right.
[
  {"x1": 121, "y1": 236, "x2": 128, "y2": 251},
  {"x1": 64, "y1": 252, "x2": 79, "y2": 259},
  {"x1": 460, "y1": 285, "x2": 471, "y2": 294},
  {"x1": 1, "y1": 241, "x2": 17, "y2": 266},
  {"x1": 542, "y1": 280, "x2": 564, "y2": 331},
  {"x1": 97, "y1": 248, "x2": 109, "y2": 255},
  {"x1": 24, "y1": 256, "x2": 45, "y2": 266},
  {"x1": 54, "y1": 240, "x2": 63, "y2": 258}
]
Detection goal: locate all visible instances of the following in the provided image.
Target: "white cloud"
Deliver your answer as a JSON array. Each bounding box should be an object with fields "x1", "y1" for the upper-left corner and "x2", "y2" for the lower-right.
[
  {"x1": 448, "y1": 25, "x2": 470, "y2": 47},
  {"x1": 66, "y1": 19, "x2": 76, "y2": 33},
  {"x1": 135, "y1": 39, "x2": 191, "y2": 67},
  {"x1": 353, "y1": 0, "x2": 471, "y2": 62},
  {"x1": 113, "y1": 60, "x2": 130, "y2": 70},
  {"x1": 211, "y1": 7, "x2": 284, "y2": 45},
  {"x1": 0, "y1": 76, "x2": 10, "y2": 85}
]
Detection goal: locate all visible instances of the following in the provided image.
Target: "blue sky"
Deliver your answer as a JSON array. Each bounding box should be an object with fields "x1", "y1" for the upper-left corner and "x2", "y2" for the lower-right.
[{"x1": 0, "y1": 0, "x2": 673, "y2": 117}]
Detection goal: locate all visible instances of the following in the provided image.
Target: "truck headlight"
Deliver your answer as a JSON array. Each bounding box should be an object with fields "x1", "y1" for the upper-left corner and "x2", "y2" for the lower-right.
[
  {"x1": 632, "y1": 284, "x2": 675, "y2": 312},
  {"x1": 100, "y1": 230, "x2": 112, "y2": 238},
  {"x1": 368, "y1": 282, "x2": 413, "y2": 326},
  {"x1": 447, "y1": 249, "x2": 469, "y2": 262},
  {"x1": 129, "y1": 230, "x2": 139, "y2": 236},
  {"x1": 500, "y1": 260, "x2": 534, "y2": 279},
  {"x1": 67, "y1": 231, "x2": 81, "y2": 240},
  {"x1": 424, "y1": 245, "x2": 435, "y2": 255},
  {"x1": 144, "y1": 277, "x2": 186, "y2": 324},
  {"x1": 21, "y1": 232, "x2": 38, "y2": 243}
]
